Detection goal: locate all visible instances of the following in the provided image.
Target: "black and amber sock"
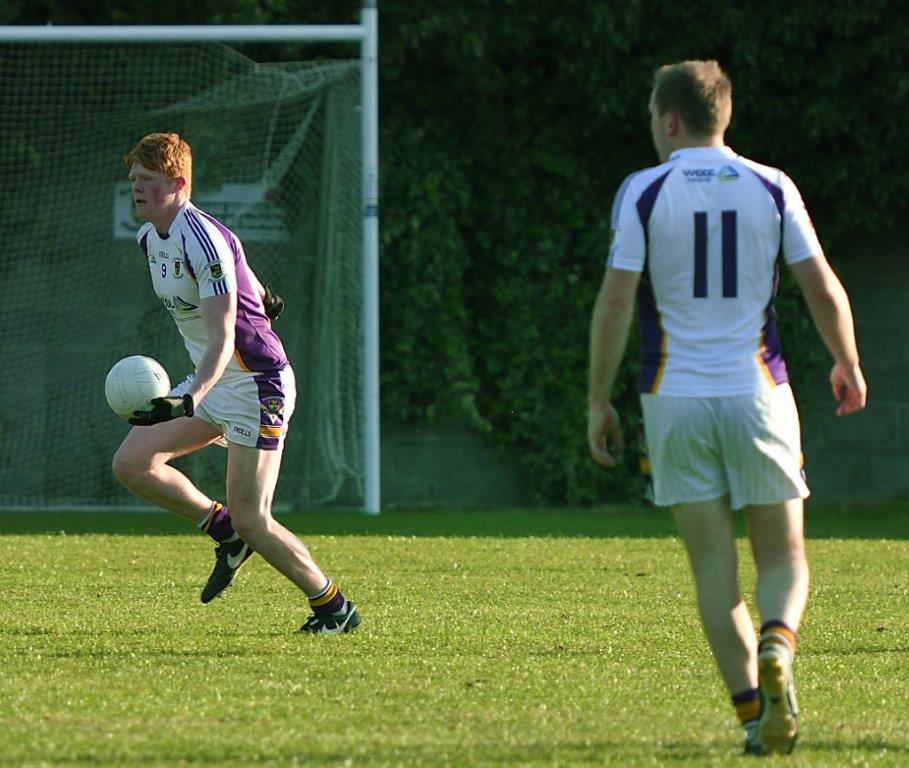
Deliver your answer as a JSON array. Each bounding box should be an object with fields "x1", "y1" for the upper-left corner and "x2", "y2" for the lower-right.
[
  {"x1": 732, "y1": 687, "x2": 761, "y2": 728},
  {"x1": 759, "y1": 619, "x2": 797, "y2": 656},
  {"x1": 307, "y1": 578, "x2": 347, "y2": 617}
]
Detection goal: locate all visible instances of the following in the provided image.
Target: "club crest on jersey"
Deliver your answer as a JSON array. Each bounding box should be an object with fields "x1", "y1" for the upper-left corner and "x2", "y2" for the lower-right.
[
  {"x1": 173, "y1": 259, "x2": 184, "y2": 278},
  {"x1": 210, "y1": 263, "x2": 223, "y2": 280}
]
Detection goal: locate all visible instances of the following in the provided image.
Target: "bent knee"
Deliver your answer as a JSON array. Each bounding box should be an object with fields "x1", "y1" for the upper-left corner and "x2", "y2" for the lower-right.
[
  {"x1": 230, "y1": 512, "x2": 274, "y2": 543},
  {"x1": 111, "y1": 446, "x2": 154, "y2": 487}
]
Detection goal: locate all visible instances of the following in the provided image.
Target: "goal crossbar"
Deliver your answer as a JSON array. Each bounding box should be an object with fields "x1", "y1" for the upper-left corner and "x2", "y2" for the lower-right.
[
  {"x1": 0, "y1": 9, "x2": 381, "y2": 515},
  {"x1": 0, "y1": 25, "x2": 367, "y2": 43}
]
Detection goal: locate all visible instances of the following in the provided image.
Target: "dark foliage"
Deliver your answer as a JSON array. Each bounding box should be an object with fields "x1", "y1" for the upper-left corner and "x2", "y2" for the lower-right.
[{"x1": 5, "y1": 0, "x2": 905, "y2": 502}]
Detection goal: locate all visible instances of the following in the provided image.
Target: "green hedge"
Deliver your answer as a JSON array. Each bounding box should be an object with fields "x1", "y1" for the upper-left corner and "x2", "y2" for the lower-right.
[
  {"x1": 6, "y1": 1, "x2": 906, "y2": 503},
  {"x1": 377, "y1": 1, "x2": 907, "y2": 503}
]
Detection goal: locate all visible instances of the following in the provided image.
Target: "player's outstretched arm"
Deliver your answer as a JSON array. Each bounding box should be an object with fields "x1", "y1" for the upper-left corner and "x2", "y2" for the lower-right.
[{"x1": 789, "y1": 256, "x2": 867, "y2": 416}]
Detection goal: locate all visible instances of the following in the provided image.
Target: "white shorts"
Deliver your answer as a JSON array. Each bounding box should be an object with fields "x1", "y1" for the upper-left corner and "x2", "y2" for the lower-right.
[
  {"x1": 640, "y1": 384, "x2": 809, "y2": 510},
  {"x1": 171, "y1": 366, "x2": 296, "y2": 451}
]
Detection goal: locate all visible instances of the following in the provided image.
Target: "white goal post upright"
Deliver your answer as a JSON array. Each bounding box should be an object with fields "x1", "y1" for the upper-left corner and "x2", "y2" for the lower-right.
[
  {"x1": 360, "y1": 2, "x2": 381, "y2": 516},
  {"x1": 0, "y1": 5, "x2": 382, "y2": 514}
]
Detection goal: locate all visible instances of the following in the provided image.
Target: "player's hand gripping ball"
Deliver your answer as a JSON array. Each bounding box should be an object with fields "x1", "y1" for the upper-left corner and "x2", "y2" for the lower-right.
[
  {"x1": 105, "y1": 355, "x2": 171, "y2": 420},
  {"x1": 128, "y1": 394, "x2": 194, "y2": 426}
]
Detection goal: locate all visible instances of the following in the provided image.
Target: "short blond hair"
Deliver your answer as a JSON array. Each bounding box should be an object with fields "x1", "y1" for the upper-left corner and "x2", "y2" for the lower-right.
[
  {"x1": 652, "y1": 60, "x2": 732, "y2": 138},
  {"x1": 124, "y1": 132, "x2": 192, "y2": 197}
]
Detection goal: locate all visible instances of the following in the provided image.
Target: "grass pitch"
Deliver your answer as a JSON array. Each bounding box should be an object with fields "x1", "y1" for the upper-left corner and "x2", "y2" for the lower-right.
[{"x1": 1, "y1": 503, "x2": 906, "y2": 767}]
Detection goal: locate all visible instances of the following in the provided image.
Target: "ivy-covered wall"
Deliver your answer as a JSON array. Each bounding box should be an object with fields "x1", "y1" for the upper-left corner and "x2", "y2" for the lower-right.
[
  {"x1": 5, "y1": 1, "x2": 906, "y2": 504},
  {"x1": 377, "y1": 1, "x2": 907, "y2": 503}
]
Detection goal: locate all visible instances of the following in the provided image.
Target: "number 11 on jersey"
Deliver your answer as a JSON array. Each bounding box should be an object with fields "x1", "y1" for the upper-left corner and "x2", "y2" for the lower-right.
[{"x1": 693, "y1": 210, "x2": 737, "y2": 298}]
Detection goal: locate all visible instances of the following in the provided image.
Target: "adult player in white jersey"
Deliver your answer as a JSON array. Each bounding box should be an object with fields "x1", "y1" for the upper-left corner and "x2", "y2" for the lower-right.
[
  {"x1": 113, "y1": 133, "x2": 359, "y2": 634},
  {"x1": 587, "y1": 62, "x2": 866, "y2": 755}
]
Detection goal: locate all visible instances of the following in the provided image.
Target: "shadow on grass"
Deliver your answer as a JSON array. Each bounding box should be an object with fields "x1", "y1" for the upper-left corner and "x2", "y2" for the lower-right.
[
  {"x1": 805, "y1": 738, "x2": 909, "y2": 754},
  {"x1": 0, "y1": 507, "x2": 673, "y2": 538},
  {"x1": 0, "y1": 500, "x2": 906, "y2": 539}
]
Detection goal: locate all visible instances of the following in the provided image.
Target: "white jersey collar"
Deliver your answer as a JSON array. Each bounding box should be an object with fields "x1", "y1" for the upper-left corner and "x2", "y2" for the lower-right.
[
  {"x1": 669, "y1": 146, "x2": 737, "y2": 162},
  {"x1": 165, "y1": 200, "x2": 193, "y2": 238}
]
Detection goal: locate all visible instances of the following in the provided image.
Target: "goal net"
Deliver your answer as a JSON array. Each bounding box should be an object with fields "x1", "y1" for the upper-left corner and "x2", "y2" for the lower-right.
[{"x1": 0, "y1": 42, "x2": 364, "y2": 510}]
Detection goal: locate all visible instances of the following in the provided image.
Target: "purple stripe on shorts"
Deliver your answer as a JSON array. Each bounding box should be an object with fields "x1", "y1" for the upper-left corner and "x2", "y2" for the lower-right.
[{"x1": 255, "y1": 370, "x2": 287, "y2": 451}]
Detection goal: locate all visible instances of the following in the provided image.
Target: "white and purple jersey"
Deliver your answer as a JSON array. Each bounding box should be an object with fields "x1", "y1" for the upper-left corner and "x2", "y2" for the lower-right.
[
  {"x1": 137, "y1": 201, "x2": 288, "y2": 376},
  {"x1": 607, "y1": 146, "x2": 822, "y2": 396}
]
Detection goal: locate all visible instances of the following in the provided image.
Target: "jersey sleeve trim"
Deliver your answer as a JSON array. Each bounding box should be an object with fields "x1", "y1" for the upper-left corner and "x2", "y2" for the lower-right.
[
  {"x1": 183, "y1": 209, "x2": 231, "y2": 295},
  {"x1": 184, "y1": 210, "x2": 222, "y2": 266},
  {"x1": 610, "y1": 171, "x2": 642, "y2": 227}
]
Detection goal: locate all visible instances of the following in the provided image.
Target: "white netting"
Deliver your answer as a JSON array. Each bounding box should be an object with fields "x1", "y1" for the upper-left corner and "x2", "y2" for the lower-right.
[{"x1": 0, "y1": 44, "x2": 363, "y2": 509}]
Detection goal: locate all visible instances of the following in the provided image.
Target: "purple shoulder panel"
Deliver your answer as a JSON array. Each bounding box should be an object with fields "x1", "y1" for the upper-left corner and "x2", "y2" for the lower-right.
[
  {"x1": 745, "y1": 168, "x2": 785, "y2": 219},
  {"x1": 635, "y1": 169, "x2": 674, "y2": 231}
]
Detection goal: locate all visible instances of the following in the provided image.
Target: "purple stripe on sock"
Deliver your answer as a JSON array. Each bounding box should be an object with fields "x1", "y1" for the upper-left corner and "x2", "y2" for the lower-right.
[
  {"x1": 732, "y1": 688, "x2": 760, "y2": 705},
  {"x1": 312, "y1": 591, "x2": 345, "y2": 617},
  {"x1": 760, "y1": 619, "x2": 796, "y2": 637},
  {"x1": 206, "y1": 505, "x2": 236, "y2": 542}
]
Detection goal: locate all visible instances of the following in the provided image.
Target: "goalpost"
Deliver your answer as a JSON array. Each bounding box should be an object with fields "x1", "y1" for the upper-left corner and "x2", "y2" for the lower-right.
[{"x1": 0, "y1": 4, "x2": 381, "y2": 514}]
